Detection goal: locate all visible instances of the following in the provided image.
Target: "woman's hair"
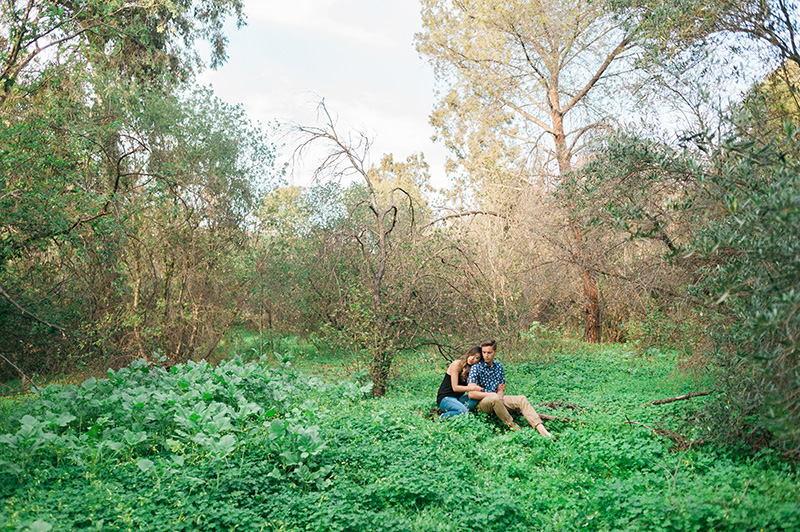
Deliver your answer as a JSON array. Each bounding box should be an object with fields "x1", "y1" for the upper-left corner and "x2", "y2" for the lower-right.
[{"x1": 459, "y1": 346, "x2": 482, "y2": 382}]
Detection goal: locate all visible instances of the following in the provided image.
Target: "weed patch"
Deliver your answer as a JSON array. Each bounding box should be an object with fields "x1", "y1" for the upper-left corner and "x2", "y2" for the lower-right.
[{"x1": 0, "y1": 344, "x2": 798, "y2": 530}]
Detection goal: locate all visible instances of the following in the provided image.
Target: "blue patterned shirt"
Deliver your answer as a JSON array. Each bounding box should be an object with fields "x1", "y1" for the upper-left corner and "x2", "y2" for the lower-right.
[{"x1": 468, "y1": 361, "x2": 505, "y2": 393}]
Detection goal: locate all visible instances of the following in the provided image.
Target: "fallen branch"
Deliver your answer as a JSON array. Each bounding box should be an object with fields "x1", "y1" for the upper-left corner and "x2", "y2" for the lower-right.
[
  {"x1": 623, "y1": 419, "x2": 663, "y2": 433},
  {"x1": 623, "y1": 418, "x2": 684, "y2": 445},
  {"x1": 643, "y1": 392, "x2": 708, "y2": 407},
  {"x1": 537, "y1": 401, "x2": 582, "y2": 411},
  {"x1": 539, "y1": 413, "x2": 573, "y2": 422},
  {"x1": 0, "y1": 282, "x2": 66, "y2": 334},
  {"x1": 623, "y1": 416, "x2": 704, "y2": 451},
  {"x1": 0, "y1": 353, "x2": 43, "y2": 394},
  {"x1": 782, "y1": 447, "x2": 800, "y2": 459}
]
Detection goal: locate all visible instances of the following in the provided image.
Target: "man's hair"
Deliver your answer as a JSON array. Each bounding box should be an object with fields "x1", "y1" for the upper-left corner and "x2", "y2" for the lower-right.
[{"x1": 480, "y1": 338, "x2": 497, "y2": 349}]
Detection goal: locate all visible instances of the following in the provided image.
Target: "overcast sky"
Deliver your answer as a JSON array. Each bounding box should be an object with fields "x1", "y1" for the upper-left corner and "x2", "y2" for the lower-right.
[{"x1": 196, "y1": 0, "x2": 448, "y2": 188}]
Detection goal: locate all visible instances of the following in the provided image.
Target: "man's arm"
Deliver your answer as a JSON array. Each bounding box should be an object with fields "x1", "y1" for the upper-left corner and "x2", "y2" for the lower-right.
[{"x1": 467, "y1": 390, "x2": 498, "y2": 400}]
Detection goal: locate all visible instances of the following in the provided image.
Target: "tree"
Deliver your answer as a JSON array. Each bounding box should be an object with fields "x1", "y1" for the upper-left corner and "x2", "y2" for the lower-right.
[
  {"x1": 293, "y1": 105, "x2": 423, "y2": 396},
  {"x1": 573, "y1": 0, "x2": 800, "y2": 449},
  {"x1": 416, "y1": 0, "x2": 638, "y2": 342},
  {"x1": 0, "y1": 1, "x2": 276, "y2": 380},
  {"x1": 0, "y1": 0, "x2": 247, "y2": 320},
  {"x1": 291, "y1": 104, "x2": 498, "y2": 394},
  {"x1": 1, "y1": 0, "x2": 245, "y2": 107},
  {"x1": 0, "y1": 79, "x2": 277, "y2": 379},
  {"x1": 612, "y1": 0, "x2": 798, "y2": 66}
]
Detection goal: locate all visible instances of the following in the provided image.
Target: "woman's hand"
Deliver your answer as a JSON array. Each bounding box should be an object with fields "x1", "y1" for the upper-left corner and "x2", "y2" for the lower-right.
[{"x1": 467, "y1": 383, "x2": 483, "y2": 392}]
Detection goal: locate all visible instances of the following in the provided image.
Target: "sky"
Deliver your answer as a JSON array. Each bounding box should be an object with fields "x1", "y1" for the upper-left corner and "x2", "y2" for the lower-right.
[{"x1": 195, "y1": 0, "x2": 449, "y2": 188}]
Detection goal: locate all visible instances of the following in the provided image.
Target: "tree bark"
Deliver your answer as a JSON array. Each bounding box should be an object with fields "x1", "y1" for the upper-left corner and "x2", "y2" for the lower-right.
[
  {"x1": 555, "y1": 113, "x2": 602, "y2": 343},
  {"x1": 643, "y1": 392, "x2": 709, "y2": 406}
]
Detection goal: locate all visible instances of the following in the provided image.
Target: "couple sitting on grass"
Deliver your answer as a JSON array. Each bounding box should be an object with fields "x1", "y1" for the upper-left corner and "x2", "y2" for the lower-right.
[{"x1": 436, "y1": 338, "x2": 554, "y2": 439}]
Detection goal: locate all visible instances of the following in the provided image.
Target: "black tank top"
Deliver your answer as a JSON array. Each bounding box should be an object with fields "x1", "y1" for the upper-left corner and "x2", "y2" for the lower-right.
[{"x1": 436, "y1": 371, "x2": 467, "y2": 405}]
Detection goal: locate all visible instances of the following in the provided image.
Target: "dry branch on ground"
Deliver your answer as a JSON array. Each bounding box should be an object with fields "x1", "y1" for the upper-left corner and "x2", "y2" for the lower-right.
[{"x1": 643, "y1": 392, "x2": 709, "y2": 407}]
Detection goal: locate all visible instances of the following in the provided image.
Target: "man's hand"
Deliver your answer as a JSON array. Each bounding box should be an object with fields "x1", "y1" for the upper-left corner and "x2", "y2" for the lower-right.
[{"x1": 496, "y1": 383, "x2": 506, "y2": 400}]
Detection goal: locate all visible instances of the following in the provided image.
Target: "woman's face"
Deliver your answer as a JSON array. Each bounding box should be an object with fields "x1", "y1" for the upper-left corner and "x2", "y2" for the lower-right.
[{"x1": 467, "y1": 352, "x2": 482, "y2": 365}]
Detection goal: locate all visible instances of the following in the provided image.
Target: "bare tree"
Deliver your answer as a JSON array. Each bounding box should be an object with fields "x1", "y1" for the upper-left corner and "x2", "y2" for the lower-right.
[{"x1": 294, "y1": 103, "x2": 421, "y2": 396}]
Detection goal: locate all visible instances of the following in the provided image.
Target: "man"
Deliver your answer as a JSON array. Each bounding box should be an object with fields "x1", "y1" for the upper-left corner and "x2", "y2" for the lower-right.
[{"x1": 467, "y1": 338, "x2": 554, "y2": 438}]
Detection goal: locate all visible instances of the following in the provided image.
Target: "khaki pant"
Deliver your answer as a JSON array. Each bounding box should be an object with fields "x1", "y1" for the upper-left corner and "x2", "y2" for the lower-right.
[{"x1": 478, "y1": 394, "x2": 543, "y2": 429}]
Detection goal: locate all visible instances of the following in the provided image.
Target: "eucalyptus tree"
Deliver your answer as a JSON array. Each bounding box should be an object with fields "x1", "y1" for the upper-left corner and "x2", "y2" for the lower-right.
[
  {"x1": 0, "y1": 0, "x2": 247, "y2": 295},
  {"x1": 126, "y1": 86, "x2": 276, "y2": 362},
  {"x1": 1, "y1": 0, "x2": 244, "y2": 107},
  {"x1": 0, "y1": 81, "x2": 276, "y2": 379},
  {"x1": 611, "y1": 0, "x2": 799, "y2": 67},
  {"x1": 0, "y1": 0, "x2": 261, "y2": 379},
  {"x1": 0, "y1": 0, "x2": 246, "y2": 246},
  {"x1": 608, "y1": 0, "x2": 799, "y2": 134},
  {"x1": 416, "y1": 0, "x2": 639, "y2": 342}
]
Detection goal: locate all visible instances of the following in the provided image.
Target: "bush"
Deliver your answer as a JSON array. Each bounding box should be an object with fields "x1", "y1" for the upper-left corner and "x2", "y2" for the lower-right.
[{"x1": 693, "y1": 122, "x2": 800, "y2": 450}]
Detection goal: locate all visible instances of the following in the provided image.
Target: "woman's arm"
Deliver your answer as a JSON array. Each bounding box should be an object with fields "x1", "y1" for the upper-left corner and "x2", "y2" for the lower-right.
[
  {"x1": 467, "y1": 390, "x2": 496, "y2": 400},
  {"x1": 448, "y1": 361, "x2": 482, "y2": 393}
]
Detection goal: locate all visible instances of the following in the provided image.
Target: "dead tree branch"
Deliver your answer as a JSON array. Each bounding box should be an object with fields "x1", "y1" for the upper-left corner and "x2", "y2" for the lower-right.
[
  {"x1": 0, "y1": 353, "x2": 43, "y2": 394},
  {"x1": 623, "y1": 416, "x2": 704, "y2": 451},
  {"x1": 425, "y1": 210, "x2": 503, "y2": 229},
  {"x1": 643, "y1": 392, "x2": 709, "y2": 407},
  {"x1": 0, "y1": 282, "x2": 65, "y2": 334},
  {"x1": 537, "y1": 400, "x2": 582, "y2": 410}
]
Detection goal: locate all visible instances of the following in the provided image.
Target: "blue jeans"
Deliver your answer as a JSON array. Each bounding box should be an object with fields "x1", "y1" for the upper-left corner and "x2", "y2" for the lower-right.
[{"x1": 439, "y1": 395, "x2": 479, "y2": 419}]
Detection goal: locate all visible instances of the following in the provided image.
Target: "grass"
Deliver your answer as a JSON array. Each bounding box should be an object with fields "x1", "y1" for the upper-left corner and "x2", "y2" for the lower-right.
[{"x1": 0, "y1": 336, "x2": 798, "y2": 531}]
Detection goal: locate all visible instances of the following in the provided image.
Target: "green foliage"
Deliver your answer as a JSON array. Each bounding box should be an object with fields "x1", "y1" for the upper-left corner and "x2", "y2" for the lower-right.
[
  {"x1": 612, "y1": 0, "x2": 800, "y2": 70},
  {"x1": 219, "y1": 330, "x2": 320, "y2": 363},
  {"x1": 1, "y1": 345, "x2": 798, "y2": 531},
  {"x1": 692, "y1": 121, "x2": 800, "y2": 448},
  {"x1": 515, "y1": 321, "x2": 571, "y2": 362},
  {"x1": 0, "y1": 0, "x2": 274, "y2": 381},
  {"x1": 0, "y1": 356, "x2": 334, "y2": 491},
  {"x1": 625, "y1": 307, "x2": 711, "y2": 359},
  {"x1": 1, "y1": 0, "x2": 245, "y2": 103},
  {"x1": 571, "y1": 77, "x2": 799, "y2": 448},
  {"x1": 0, "y1": 74, "x2": 279, "y2": 376}
]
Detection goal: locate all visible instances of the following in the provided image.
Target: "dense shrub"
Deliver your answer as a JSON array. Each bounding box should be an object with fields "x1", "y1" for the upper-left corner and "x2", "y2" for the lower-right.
[{"x1": 1, "y1": 345, "x2": 798, "y2": 531}]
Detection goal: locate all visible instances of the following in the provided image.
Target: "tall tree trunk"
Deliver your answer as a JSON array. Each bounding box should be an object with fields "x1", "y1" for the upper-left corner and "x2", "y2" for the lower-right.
[
  {"x1": 554, "y1": 113, "x2": 602, "y2": 343},
  {"x1": 370, "y1": 347, "x2": 392, "y2": 398},
  {"x1": 581, "y1": 261, "x2": 601, "y2": 343}
]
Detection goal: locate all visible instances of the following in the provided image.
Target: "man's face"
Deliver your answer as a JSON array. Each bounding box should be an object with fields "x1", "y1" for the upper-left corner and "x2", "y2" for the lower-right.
[{"x1": 481, "y1": 345, "x2": 496, "y2": 365}]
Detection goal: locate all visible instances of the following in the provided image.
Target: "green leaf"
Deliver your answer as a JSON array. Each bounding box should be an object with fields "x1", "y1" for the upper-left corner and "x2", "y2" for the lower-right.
[
  {"x1": 136, "y1": 458, "x2": 155, "y2": 472},
  {"x1": 26, "y1": 519, "x2": 53, "y2": 532},
  {"x1": 55, "y1": 413, "x2": 76, "y2": 427},
  {"x1": 105, "y1": 441, "x2": 123, "y2": 452},
  {"x1": 123, "y1": 430, "x2": 148, "y2": 446}
]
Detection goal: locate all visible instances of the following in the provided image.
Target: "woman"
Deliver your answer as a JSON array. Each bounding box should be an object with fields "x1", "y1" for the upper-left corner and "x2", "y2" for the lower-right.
[{"x1": 436, "y1": 346, "x2": 484, "y2": 419}]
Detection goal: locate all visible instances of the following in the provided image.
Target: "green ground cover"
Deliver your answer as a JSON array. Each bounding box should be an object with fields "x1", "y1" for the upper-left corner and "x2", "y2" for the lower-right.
[{"x1": 1, "y1": 341, "x2": 798, "y2": 531}]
